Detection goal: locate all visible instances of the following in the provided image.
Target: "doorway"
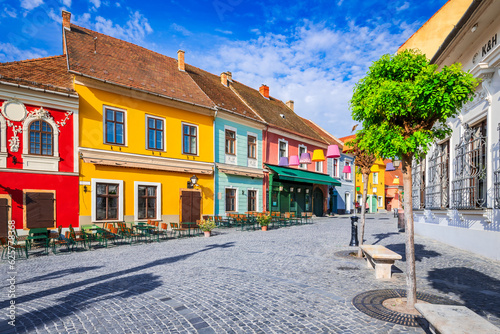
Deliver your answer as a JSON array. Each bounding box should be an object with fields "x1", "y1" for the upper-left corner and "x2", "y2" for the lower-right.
[
  {"x1": 345, "y1": 192, "x2": 351, "y2": 214},
  {"x1": 180, "y1": 190, "x2": 201, "y2": 222},
  {"x1": 313, "y1": 188, "x2": 324, "y2": 217}
]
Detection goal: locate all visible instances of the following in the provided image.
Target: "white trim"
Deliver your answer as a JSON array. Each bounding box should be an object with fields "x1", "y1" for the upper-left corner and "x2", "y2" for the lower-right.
[
  {"x1": 73, "y1": 104, "x2": 79, "y2": 173},
  {"x1": 181, "y1": 121, "x2": 199, "y2": 156},
  {"x1": 103, "y1": 105, "x2": 127, "y2": 147},
  {"x1": 225, "y1": 186, "x2": 238, "y2": 213},
  {"x1": 134, "y1": 181, "x2": 162, "y2": 222},
  {"x1": 372, "y1": 172, "x2": 379, "y2": 185},
  {"x1": 315, "y1": 160, "x2": 323, "y2": 173},
  {"x1": 145, "y1": 114, "x2": 166, "y2": 152},
  {"x1": 298, "y1": 144, "x2": 307, "y2": 169},
  {"x1": 224, "y1": 124, "x2": 237, "y2": 164},
  {"x1": 247, "y1": 187, "x2": 259, "y2": 212},
  {"x1": 332, "y1": 158, "x2": 339, "y2": 178},
  {"x1": 217, "y1": 110, "x2": 266, "y2": 129},
  {"x1": 0, "y1": 85, "x2": 79, "y2": 111},
  {"x1": 91, "y1": 178, "x2": 124, "y2": 222},
  {"x1": 344, "y1": 160, "x2": 352, "y2": 181},
  {"x1": 0, "y1": 113, "x2": 7, "y2": 153},
  {"x1": 22, "y1": 111, "x2": 60, "y2": 156},
  {"x1": 378, "y1": 196, "x2": 383, "y2": 208},
  {"x1": 278, "y1": 138, "x2": 288, "y2": 160},
  {"x1": 247, "y1": 131, "x2": 258, "y2": 167}
]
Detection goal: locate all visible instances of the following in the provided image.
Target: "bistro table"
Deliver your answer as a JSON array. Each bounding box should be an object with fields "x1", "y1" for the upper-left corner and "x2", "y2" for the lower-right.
[
  {"x1": 180, "y1": 222, "x2": 200, "y2": 236},
  {"x1": 133, "y1": 223, "x2": 157, "y2": 242},
  {"x1": 25, "y1": 228, "x2": 50, "y2": 258}
]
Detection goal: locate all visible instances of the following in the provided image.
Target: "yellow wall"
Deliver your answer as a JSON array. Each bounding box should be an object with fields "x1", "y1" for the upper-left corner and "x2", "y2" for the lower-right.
[
  {"x1": 398, "y1": 0, "x2": 473, "y2": 59},
  {"x1": 355, "y1": 159, "x2": 386, "y2": 211},
  {"x1": 76, "y1": 83, "x2": 214, "y2": 222}
]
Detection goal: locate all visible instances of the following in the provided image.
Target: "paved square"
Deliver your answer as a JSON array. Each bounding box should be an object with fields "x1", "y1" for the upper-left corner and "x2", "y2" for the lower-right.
[{"x1": 2, "y1": 213, "x2": 499, "y2": 333}]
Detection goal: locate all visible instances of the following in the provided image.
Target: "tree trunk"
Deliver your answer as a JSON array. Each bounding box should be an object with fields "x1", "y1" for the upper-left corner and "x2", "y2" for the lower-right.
[
  {"x1": 402, "y1": 155, "x2": 417, "y2": 307},
  {"x1": 357, "y1": 172, "x2": 370, "y2": 257}
]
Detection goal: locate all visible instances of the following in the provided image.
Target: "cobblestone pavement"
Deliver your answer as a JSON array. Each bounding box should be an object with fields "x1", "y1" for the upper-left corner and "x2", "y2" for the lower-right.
[{"x1": 2, "y1": 213, "x2": 500, "y2": 333}]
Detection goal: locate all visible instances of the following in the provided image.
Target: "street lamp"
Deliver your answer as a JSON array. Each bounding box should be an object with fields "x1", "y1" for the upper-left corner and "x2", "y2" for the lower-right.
[{"x1": 187, "y1": 175, "x2": 199, "y2": 188}]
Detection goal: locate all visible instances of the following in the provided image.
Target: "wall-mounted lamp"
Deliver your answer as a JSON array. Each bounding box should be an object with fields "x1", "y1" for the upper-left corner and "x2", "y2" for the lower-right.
[
  {"x1": 471, "y1": 23, "x2": 478, "y2": 33},
  {"x1": 290, "y1": 187, "x2": 294, "y2": 192},
  {"x1": 241, "y1": 190, "x2": 245, "y2": 195},
  {"x1": 297, "y1": 188, "x2": 301, "y2": 193},
  {"x1": 187, "y1": 175, "x2": 199, "y2": 189},
  {"x1": 12, "y1": 156, "x2": 17, "y2": 165},
  {"x1": 84, "y1": 185, "x2": 88, "y2": 193},
  {"x1": 279, "y1": 186, "x2": 284, "y2": 191},
  {"x1": 79, "y1": 152, "x2": 83, "y2": 160},
  {"x1": 305, "y1": 189, "x2": 310, "y2": 194}
]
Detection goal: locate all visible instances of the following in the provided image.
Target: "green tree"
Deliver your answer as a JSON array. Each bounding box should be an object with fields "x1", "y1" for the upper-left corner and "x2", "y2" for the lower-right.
[{"x1": 350, "y1": 49, "x2": 477, "y2": 307}]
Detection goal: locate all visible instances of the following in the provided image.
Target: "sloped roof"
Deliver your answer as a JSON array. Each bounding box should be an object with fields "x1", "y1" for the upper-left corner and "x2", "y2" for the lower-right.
[
  {"x1": 230, "y1": 80, "x2": 326, "y2": 143},
  {"x1": 185, "y1": 65, "x2": 262, "y2": 122},
  {"x1": 300, "y1": 117, "x2": 343, "y2": 148},
  {"x1": 339, "y1": 134, "x2": 356, "y2": 153},
  {"x1": 0, "y1": 55, "x2": 75, "y2": 94},
  {"x1": 64, "y1": 24, "x2": 214, "y2": 109}
]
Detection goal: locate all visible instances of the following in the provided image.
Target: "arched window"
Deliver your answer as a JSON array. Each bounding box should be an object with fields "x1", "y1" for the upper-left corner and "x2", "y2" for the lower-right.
[{"x1": 29, "y1": 120, "x2": 53, "y2": 155}]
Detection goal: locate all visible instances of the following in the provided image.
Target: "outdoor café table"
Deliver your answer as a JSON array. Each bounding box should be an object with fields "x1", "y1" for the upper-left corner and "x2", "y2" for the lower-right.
[
  {"x1": 180, "y1": 222, "x2": 199, "y2": 236},
  {"x1": 133, "y1": 223, "x2": 156, "y2": 242},
  {"x1": 25, "y1": 228, "x2": 49, "y2": 258},
  {"x1": 83, "y1": 225, "x2": 107, "y2": 248}
]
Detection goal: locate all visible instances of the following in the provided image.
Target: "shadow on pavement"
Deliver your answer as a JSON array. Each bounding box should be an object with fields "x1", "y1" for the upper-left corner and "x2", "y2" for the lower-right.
[
  {"x1": 427, "y1": 267, "x2": 500, "y2": 318},
  {"x1": 385, "y1": 243, "x2": 441, "y2": 262},
  {"x1": 371, "y1": 232, "x2": 399, "y2": 245}
]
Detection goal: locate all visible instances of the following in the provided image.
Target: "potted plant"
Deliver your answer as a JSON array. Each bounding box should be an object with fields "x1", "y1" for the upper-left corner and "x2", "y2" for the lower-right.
[
  {"x1": 257, "y1": 214, "x2": 271, "y2": 231},
  {"x1": 198, "y1": 219, "x2": 216, "y2": 237}
]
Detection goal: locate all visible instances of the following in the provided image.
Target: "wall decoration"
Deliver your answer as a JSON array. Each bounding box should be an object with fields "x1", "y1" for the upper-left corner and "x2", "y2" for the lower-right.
[{"x1": 1, "y1": 100, "x2": 27, "y2": 122}]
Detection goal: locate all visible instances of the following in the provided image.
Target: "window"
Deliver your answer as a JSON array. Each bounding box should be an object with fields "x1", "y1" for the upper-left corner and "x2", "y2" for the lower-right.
[
  {"x1": 426, "y1": 140, "x2": 450, "y2": 209},
  {"x1": 412, "y1": 159, "x2": 426, "y2": 209},
  {"x1": 248, "y1": 190, "x2": 256, "y2": 211},
  {"x1": 96, "y1": 183, "x2": 119, "y2": 220},
  {"x1": 183, "y1": 124, "x2": 197, "y2": 155},
  {"x1": 315, "y1": 161, "x2": 323, "y2": 172},
  {"x1": 226, "y1": 188, "x2": 236, "y2": 212},
  {"x1": 147, "y1": 116, "x2": 164, "y2": 150},
  {"x1": 333, "y1": 158, "x2": 339, "y2": 177},
  {"x1": 248, "y1": 135, "x2": 256, "y2": 159},
  {"x1": 298, "y1": 145, "x2": 307, "y2": 169},
  {"x1": 373, "y1": 172, "x2": 379, "y2": 184},
  {"x1": 452, "y1": 121, "x2": 487, "y2": 209},
  {"x1": 29, "y1": 120, "x2": 53, "y2": 155},
  {"x1": 279, "y1": 139, "x2": 288, "y2": 158},
  {"x1": 344, "y1": 161, "x2": 351, "y2": 180},
  {"x1": 105, "y1": 108, "x2": 125, "y2": 145},
  {"x1": 24, "y1": 191, "x2": 55, "y2": 229},
  {"x1": 378, "y1": 196, "x2": 383, "y2": 207},
  {"x1": 138, "y1": 185, "x2": 157, "y2": 219},
  {"x1": 225, "y1": 129, "x2": 236, "y2": 155}
]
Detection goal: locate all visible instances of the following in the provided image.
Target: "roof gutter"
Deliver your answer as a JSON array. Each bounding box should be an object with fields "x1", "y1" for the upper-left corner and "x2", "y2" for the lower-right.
[
  {"x1": 430, "y1": 0, "x2": 484, "y2": 64},
  {"x1": 0, "y1": 80, "x2": 78, "y2": 98},
  {"x1": 68, "y1": 70, "x2": 217, "y2": 113}
]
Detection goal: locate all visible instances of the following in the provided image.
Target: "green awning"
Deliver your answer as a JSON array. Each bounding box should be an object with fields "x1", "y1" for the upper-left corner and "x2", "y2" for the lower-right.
[{"x1": 266, "y1": 164, "x2": 341, "y2": 186}]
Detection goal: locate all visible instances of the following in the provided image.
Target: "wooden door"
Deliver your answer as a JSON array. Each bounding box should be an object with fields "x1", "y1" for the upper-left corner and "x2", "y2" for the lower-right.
[
  {"x1": 25, "y1": 192, "x2": 55, "y2": 228},
  {"x1": 0, "y1": 198, "x2": 9, "y2": 238},
  {"x1": 181, "y1": 191, "x2": 201, "y2": 223},
  {"x1": 313, "y1": 188, "x2": 324, "y2": 217}
]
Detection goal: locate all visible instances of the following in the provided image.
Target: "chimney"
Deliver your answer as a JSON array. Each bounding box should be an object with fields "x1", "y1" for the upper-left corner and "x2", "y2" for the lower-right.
[
  {"x1": 177, "y1": 50, "x2": 185, "y2": 71},
  {"x1": 226, "y1": 71, "x2": 232, "y2": 81},
  {"x1": 62, "y1": 11, "x2": 71, "y2": 55},
  {"x1": 62, "y1": 10, "x2": 71, "y2": 30},
  {"x1": 259, "y1": 84, "x2": 269, "y2": 98},
  {"x1": 221, "y1": 72, "x2": 228, "y2": 87},
  {"x1": 286, "y1": 100, "x2": 294, "y2": 111}
]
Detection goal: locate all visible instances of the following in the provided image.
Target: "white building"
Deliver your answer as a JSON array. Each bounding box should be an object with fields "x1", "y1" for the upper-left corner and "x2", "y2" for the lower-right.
[{"x1": 412, "y1": 0, "x2": 500, "y2": 260}]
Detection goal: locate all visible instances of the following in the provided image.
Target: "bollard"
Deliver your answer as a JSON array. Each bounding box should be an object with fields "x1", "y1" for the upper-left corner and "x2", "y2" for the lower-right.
[{"x1": 349, "y1": 215, "x2": 359, "y2": 246}]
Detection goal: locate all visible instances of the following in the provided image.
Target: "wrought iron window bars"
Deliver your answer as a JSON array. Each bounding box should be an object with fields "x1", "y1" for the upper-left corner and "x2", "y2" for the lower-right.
[
  {"x1": 412, "y1": 158, "x2": 425, "y2": 210},
  {"x1": 425, "y1": 141, "x2": 450, "y2": 210}
]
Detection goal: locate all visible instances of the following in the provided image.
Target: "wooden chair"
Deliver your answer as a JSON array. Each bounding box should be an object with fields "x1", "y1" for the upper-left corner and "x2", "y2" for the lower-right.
[
  {"x1": 68, "y1": 225, "x2": 87, "y2": 251},
  {"x1": 1, "y1": 236, "x2": 26, "y2": 260},
  {"x1": 52, "y1": 226, "x2": 70, "y2": 254},
  {"x1": 170, "y1": 223, "x2": 188, "y2": 238}
]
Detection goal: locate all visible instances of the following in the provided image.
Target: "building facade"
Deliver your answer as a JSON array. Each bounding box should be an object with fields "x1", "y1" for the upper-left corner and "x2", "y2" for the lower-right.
[
  {"x1": 405, "y1": 0, "x2": 500, "y2": 260},
  {"x1": 0, "y1": 55, "x2": 79, "y2": 236}
]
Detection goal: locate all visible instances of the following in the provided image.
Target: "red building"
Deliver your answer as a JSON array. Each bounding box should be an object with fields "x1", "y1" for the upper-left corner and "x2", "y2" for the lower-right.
[{"x1": 0, "y1": 55, "x2": 79, "y2": 237}]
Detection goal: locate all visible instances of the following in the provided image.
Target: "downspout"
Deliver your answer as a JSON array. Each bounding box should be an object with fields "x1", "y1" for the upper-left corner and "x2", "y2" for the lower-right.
[{"x1": 213, "y1": 109, "x2": 218, "y2": 216}]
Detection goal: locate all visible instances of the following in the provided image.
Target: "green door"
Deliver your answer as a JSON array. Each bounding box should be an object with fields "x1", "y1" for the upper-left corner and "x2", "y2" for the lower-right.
[
  {"x1": 371, "y1": 196, "x2": 377, "y2": 213},
  {"x1": 313, "y1": 188, "x2": 324, "y2": 217},
  {"x1": 280, "y1": 190, "x2": 289, "y2": 213}
]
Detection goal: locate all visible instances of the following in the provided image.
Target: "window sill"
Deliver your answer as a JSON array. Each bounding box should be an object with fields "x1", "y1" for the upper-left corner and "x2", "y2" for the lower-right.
[{"x1": 22, "y1": 154, "x2": 60, "y2": 172}]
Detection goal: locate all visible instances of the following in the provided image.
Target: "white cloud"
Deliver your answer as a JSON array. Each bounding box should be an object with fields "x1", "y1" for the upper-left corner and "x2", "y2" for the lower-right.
[
  {"x1": 20, "y1": 0, "x2": 44, "y2": 10},
  {"x1": 171, "y1": 23, "x2": 192, "y2": 36},
  {"x1": 0, "y1": 43, "x2": 47, "y2": 62},
  {"x1": 93, "y1": 11, "x2": 153, "y2": 44},
  {"x1": 62, "y1": 0, "x2": 72, "y2": 7},
  {"x1": 89, "y1": 0, "x2": 101, "y2": 9},
  {"x1": 3, "y1": 6, "x2": 17, "y2": 18},
  {"x1": 115, "y1": 2, "x2": 121, "y2": 7},
  {"x1": 196, "y1": 20, "x2": 417, "y2": 138},
  {"x1": 215, "y1": 28, "x2": 233, "y2": 35},
  {"x1": 397, "y1": 2, "x2": 410, "y2": 11}
]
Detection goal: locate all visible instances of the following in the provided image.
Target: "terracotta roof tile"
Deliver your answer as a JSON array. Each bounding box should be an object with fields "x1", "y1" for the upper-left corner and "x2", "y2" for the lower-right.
[
  {"x1": 185, "y1": 65, "x2": 262, "y2": 122},
  {"x1": 0, "y1": 55, "x2": 75, "y2": 94},
  {"x1": 300, "y1": 117, "x2": 343, "y2": 148},
  {"x1": 230, "y1": 80, "x2": 326, "y2": 143},
  {"x1": 65, "y1": 24, "x2": 214, "y2": 108}
]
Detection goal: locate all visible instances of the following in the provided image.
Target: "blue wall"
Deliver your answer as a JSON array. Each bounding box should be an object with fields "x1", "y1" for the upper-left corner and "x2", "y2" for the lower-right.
[
  {"x1": 214, "y1": 117, "x2": 263, "y2": 215},
  {"x1": 327, "y1": 153, "x2": 355, "y2": 214}
]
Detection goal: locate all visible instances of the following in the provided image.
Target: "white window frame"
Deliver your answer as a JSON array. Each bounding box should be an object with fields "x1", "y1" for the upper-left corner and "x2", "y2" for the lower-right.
[
  {"x1": 182, "y1": 122, "x2": 199, "y2": 156},
  {"x1": 247, "y1": 188, "x2": 259, "y2": 212},
  {"x1": 344, "y1": 160, "x2": 352, "y2": 180},
  {"x1": 22, "y1": 113, "x2": 60, "y2": 171},
  {"x1": 103, "y1": 105, "x2": 127, "y2": 146},
  {"x1": 298, "y1": 144, "x2": 307, "y2": 169},
  {"x1": 373, "y1": 172, "x2": 379, "y2": 185},
  {"x1": 145, "y1": 114, "x2": 166, "y2": 152},
  {"x1": 134, "y1": 181, "x2": 162, "y2": 221},
  {"x1": 378, "y1": 196, "x2": 383, "y2": 207},
  {"x1": 278, "y1": 138, "x2": 288, "y2": 160},
  {"x1": 224, "y1": 124, "x2": 237, "y2": 154},
  {"x1": 225, "y1": 186, "x2": 238, "y2": 213},
  {"x1": 91, "y1": 178, "x2": 124, "y2": 222},
  {"x1": 332, "y1": 158, "x2": 340, "y2": 177},
  {"x1": 0, "y1": 114, "x2": 7, "y2": 168},
  {"x1": 315, "y1": 160, "x2": 323, "y2": 172},
  {"x1": 247, "y1": 131, "x2": 258, "y2": 158}
]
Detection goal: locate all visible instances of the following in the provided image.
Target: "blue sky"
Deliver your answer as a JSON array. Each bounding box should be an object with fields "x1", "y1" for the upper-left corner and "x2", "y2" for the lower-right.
[{"x1": 0, "y1": 0, "x2": 447, "y2": 138}]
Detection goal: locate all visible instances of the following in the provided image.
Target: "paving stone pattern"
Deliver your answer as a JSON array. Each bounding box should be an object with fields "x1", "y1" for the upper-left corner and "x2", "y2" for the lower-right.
[{"x1": 1, "y1": 213, "x2": 499, "y2": 333}]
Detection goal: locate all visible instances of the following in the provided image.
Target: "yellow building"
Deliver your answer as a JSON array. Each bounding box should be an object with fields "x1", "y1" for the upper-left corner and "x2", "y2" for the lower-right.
[
  {"x1": 398, "y1": 0, "x2": 473, "y2": 59},
  {"x1": 63, "y1": 12, "x2": 216, "y2": 225},
  {"x1": 355, "y1": 159, "x2": 386, "y2": 213}
]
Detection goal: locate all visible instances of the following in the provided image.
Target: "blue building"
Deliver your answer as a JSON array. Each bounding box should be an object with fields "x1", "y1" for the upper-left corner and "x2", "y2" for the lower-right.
[{"x1": 186, "y1": 68, "x2": 266, "y2": 215}]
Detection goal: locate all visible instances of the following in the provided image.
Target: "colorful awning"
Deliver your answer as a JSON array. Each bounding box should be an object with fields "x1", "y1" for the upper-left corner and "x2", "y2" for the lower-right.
[{"x1": 266, "y1": 164, "x2": 341, "y2": 186}]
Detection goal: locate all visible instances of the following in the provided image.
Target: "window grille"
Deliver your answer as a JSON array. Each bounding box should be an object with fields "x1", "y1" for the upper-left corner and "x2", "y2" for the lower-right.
[
  {"x1": 452, "y1": 122, "x2": 487, "y2": 209},
  {"x1": 412, "y1": 159, "x2": 425, "y2": 209},
  {"x1": 425, "y1": 141, "x2": 450, "y2": 209},
  {"x1": 495, "y1": 124, "x2": 500, "y2": 209}
]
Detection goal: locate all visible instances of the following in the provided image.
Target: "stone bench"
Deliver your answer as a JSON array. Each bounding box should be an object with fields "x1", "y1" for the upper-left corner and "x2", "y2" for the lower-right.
[
  {"x1": 360, "y1": 245, "x2": 402, "y2": 279},
  {"x1": 415, "y1": 304, "x2": 500, "y2": 334}
]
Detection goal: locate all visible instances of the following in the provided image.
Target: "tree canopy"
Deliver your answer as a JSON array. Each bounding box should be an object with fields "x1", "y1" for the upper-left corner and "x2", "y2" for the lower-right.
[{"x1": 350, "y1": 49, "x2": 478, "y2": 160}]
